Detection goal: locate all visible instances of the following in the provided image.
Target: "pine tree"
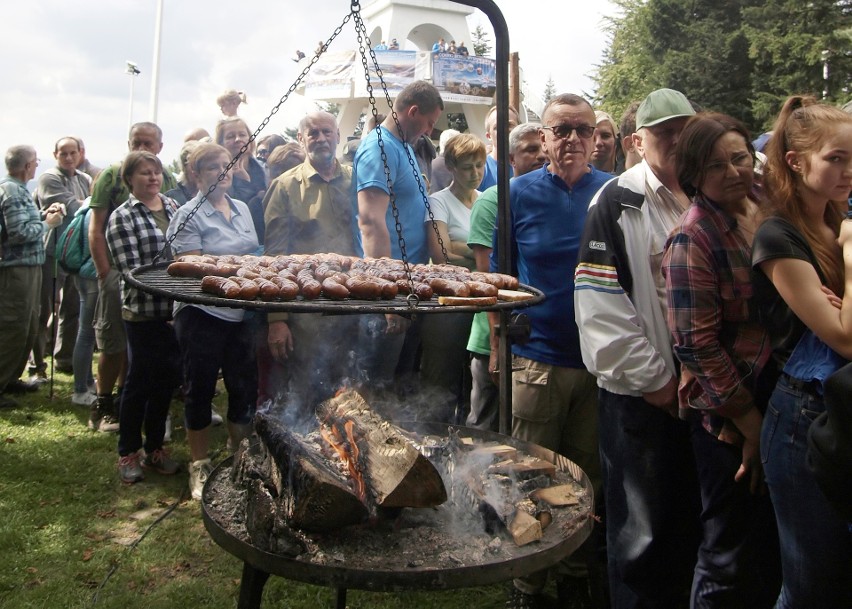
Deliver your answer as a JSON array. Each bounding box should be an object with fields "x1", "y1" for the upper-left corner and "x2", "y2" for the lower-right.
[
  {"x1": 543, "y1": 76, "x2": 556, "y2": 104},
  {"x1": 471, "y1": 25, "x2": 492, "y2": 57}
]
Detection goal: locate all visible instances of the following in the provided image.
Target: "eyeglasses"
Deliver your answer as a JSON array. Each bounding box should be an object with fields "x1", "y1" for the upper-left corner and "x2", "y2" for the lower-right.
[
  {"x1": 706, "y1": 152, "x2": 754, "y2": 175},
  {"x1": 542, "y1": 124, "x2": 595, "y2": 139}
]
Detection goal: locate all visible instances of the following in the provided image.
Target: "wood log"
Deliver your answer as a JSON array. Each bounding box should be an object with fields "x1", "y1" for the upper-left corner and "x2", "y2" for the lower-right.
[
  {"x1": 490, "y1": 458, "x2": 557, "y2": 479},
  {"x1": 316, "y1": 390, "x2": 447, "y2": 508},
  {"x1": 508, "y1": 510, "x2": 543, "y2": 546},
  {"x1": 530, "y1": 484, "x2": 580, "y2": 507},
  {"x1": 251, "y1": 412, "x2": 369, "y2": 532}
]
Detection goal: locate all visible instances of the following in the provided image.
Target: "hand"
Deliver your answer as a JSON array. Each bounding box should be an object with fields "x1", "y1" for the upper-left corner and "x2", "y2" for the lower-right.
[
  {"x1": 734, "y1": 435, "x2": 765, "y2": 495},
  {"x1": 488, "y1": 349, "x2": 499, "y2": 385},
  {"x1": 821, "y1": 285, "x2": 842, "y2": 310},
  {"x1": 44, "y1": 209, "x2": 64, "y2": 229},
  {"x1": 268, "y1": 321, "x2": 294, "y2": 361},
  {"x1": 642, "y1": 375, "x2": 678, "y2": 418},
  {"x1": 384, "y1": 314, "x2": 409, "y2": 335}
]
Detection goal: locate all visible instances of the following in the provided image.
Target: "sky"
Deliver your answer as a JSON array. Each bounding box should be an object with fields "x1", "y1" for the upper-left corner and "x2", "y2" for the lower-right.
[{"x1": 1, "y1": 0, "x2": 616, "y2": 175}]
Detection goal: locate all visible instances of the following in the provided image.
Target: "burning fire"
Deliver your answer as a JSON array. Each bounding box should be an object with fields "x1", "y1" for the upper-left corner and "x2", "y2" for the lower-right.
[{"x1": 320, "y1": 420, "x2": 367, "y2": 502}]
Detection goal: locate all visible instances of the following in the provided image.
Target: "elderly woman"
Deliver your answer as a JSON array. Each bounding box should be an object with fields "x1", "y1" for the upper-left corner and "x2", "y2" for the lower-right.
[
  {"x1": 216, "y1": 117, "x2": 267, "y2": 243},
  {"x1": 662, "y1": 113, "x2": 780, "y2": 608},
  {"x1": 106, "y1": 151, "x2": 181, "y2": 484},
  {"x1": 167, "y1": 142, "x2": 260, "y2": 500},
  {"x1": 164, "y1": 139, "x2": 203, "y2": 206},
  {"x1": 419, "y1": 133, "x2": 486, "y2": 423}
]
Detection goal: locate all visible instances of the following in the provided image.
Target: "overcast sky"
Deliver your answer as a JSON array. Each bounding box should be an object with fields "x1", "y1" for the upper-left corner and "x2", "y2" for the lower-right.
[{"x1": 2, "y1": 0, "x2": 616, "y2": 175}]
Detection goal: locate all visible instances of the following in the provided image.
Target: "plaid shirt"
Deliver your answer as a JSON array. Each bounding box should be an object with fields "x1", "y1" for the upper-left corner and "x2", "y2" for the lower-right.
[
  {"x1": 0, "y1": 176, "x2": 47, "y2": 267},
  {"x1": 662, "y1": 195, "x2": 771, "y2": 442},
  {"x1": 106, "y1": 194, "x2": 178, "y2": 318}
]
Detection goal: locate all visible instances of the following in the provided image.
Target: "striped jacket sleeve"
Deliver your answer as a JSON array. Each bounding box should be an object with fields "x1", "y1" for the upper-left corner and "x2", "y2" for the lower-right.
[{"x1": 574, "y1": 184, "x2": 672, "y2": 394}]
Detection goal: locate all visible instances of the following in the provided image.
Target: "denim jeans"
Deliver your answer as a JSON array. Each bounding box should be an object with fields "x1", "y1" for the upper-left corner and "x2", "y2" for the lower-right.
[
  {"x1": 761, "y1": 375, "x2": 852, "y2": 609},
  {"x1": 689, "y1": 418, "x2": 781, "y2": 609},
  {"x1": 174, "y1": 307, "x2": 256, "y2": 430},
  {"x1": 72, "y1": 276, "x2": 97, "y2": 393},
  {"x1": 118, "y1": 319, "x2": 180, "y2": 456},
  {"x1": 598, "y1": 389, "x2": 700, "y2": 609}
]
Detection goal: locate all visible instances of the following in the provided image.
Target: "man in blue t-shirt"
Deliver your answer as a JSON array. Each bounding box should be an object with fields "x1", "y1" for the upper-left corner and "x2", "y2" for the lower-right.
[
  {"x1": 490, "y1": 93, "x2": 611, "y2": 608},
  {"x1": 478, "y1": 104, "x2": 519, "y2": 190},
  {"x1": 353, "y1": 80, "x2": 444, "y2": 387}
]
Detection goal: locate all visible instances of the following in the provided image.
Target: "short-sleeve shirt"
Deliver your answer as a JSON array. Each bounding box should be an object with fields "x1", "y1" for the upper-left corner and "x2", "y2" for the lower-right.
[
  {"x1": 426, "y1": 187, "x2": 477, "y2": 244},
  {"x1": 353, "y1": 126, "x2": 428, "y2": 264},
  {"x1": 466, "y1": 185, "x2": 498, "y2": 355},
  {"x1": 752, "y1": 216, "x2": 823, "y2": 367},
  {"x1": 478, "y1": 155, "x2": 513, "y2": 191},
  {"x1": 167, "y1": 194, "x2": 260, "y2": 322}
]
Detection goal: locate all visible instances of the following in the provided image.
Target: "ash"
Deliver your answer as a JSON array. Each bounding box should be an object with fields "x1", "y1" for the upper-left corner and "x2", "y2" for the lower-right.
[{"x1": 204, "y1": 429, "x2": 592, "y2": 571}]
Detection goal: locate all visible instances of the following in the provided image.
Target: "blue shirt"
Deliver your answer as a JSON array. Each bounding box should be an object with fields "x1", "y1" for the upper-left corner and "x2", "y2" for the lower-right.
[
  {"x1": 478, "y1": 155, "x2": 512, "y2": 191},
  {"x1": 0, "y1": 176, "x2": 47, "y2": 267},
  {"x1": 490, "y1": 164, "x2": 611, "y2": 367},
  {"x1": 353, "y1": 126, "x2": 428, "y2": 264},
  {"x1": 167, "y1": 193, "x2": 260, "y2": 322}
]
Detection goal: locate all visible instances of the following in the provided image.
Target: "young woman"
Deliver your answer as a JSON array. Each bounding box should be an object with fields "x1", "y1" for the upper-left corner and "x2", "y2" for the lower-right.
[
  {"x1": 419, "y1": 134, "x2": 486, "y2": 423},
  {"x1": 167, "y1": 143, "x2": 260, "y2": 500},
  {"x1": 591, "y1": 111, "x2": 620, "y2": 174},
  {"x1": 106, "y1": 151, "x2": 181, "y2": 484},
  {"x1": 751, "y1": 95, "x2": 852, "y2": 608},
  {"x1": 663, "y1": 113, "x2": 780, "y2": 608}
]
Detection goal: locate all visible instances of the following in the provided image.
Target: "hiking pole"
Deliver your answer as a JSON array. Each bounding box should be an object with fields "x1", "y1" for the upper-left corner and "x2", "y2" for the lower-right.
[{"x1": 48, "y1": 256, "x2": 58, "y2": 400}]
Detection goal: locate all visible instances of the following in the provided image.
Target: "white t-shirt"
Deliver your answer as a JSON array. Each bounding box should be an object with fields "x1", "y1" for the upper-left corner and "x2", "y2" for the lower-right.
[{"x1": 426, "y1": 187, "x2": 479, "y2": 243}]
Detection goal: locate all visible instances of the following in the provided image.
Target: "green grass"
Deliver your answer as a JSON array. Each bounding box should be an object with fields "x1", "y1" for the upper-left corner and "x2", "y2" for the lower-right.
[{"x1": 0, "y1": 362, "x2": 511, "y2": 609}]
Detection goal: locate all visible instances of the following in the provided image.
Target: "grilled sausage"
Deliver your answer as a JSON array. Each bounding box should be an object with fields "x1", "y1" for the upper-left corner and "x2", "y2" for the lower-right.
[
  {"x1": 267, "y1": 275, "x2": 300, "y2": 300},
  {"x1": 230, "y1": 276, "x2": 261, "y2": 300},
  {"x1": 295, "y1": 270, "x2": 322, "y2": 300},
  {"x1": 200, "y1": 275, "x2": 241, "y2": 299},
  {"x1": 428, "y1": 278, "x2": 471, "y2": 297},
  {"x1": 345, "y1": 276, "x2": 383, "y2": 300},
  {"x1": 321, "y1": 277, "x2": 350, "y2": 300},
  {"x1": 466, "y1": 280, "x2": 499, "y2": 297},
  {"x1": 167, "y1": 261, "x2": 219, "y2": 278},
  {"x1": 253, "y1": 277, "x2": 281, "y2": 301}
]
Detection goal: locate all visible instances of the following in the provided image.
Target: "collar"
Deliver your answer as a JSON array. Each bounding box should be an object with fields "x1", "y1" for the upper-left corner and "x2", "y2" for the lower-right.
[
  {"x1": 299, "y1": 159, "x2": 343, "y2": 183},
  {"x1": 693, "y1": 194, "x2": 738, "y2": 233},
  {"x1": 202, "y1": 195, "x2": 241, "y2": 217}
]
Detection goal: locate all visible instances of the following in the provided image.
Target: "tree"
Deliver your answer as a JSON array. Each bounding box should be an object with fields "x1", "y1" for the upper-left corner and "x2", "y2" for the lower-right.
[
  {"x1": 471, "y1": 25, "x2": 492, "y2": 57},
  {"x1": 543, "y1": 76, "x2": 556, "y2": 104}
]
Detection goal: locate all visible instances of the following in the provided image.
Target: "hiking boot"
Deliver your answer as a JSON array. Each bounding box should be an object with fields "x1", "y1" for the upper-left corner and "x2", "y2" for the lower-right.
[
  {"x1": 5, "y1": 379, "x2": 40, "y2": 394},
  {"x1": 142, "y1": 448, "x2": 180, "y2": 475},
  {"x1": 189, "y1": 459, "x2": 213, "y2": 501},
  {"x1": 118, "y1": 452, "x2": 144, "y2": 484},
  {"x1": 29, "y1": 371, "x2": 49, "y2": 385},
  {"x1": 88, "y1": 395, "x2": 120, "y2": 433}
]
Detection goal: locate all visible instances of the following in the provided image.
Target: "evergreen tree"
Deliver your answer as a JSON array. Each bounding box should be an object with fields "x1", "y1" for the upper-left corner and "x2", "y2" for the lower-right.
[
  {"x1": 543, "y1": 76, "x2": 556, "y2": 103},
  {"x1": 471, "y1": 25, "x2": 492, "y2": 57}
]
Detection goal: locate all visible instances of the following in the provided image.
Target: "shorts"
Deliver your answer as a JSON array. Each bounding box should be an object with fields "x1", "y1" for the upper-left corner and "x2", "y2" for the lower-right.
[{"x1": 94, "y1": 268, "x2": 127, "y2": 354}]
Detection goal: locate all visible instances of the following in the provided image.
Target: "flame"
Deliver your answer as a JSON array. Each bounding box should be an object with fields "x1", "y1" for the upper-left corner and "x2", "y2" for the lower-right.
[{"x1": 320, "y1": 420, "x2": 367, "y2": 502}]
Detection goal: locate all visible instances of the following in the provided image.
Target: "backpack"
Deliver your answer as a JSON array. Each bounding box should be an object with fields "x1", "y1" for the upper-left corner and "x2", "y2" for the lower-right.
[{"x1": 55, "y1": 206, "x2": 91, "y2": 273}]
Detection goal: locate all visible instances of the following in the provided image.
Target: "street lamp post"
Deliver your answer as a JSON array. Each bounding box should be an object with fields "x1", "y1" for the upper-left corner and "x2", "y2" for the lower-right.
[{"x1": 126, "y1": 60, "x2": 141, "y2": 132}]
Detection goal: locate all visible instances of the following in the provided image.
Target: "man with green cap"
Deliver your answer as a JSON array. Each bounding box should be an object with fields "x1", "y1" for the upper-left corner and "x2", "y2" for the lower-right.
[{"x1": 574, "y1": 88, "x2": 701, "y2": 608}]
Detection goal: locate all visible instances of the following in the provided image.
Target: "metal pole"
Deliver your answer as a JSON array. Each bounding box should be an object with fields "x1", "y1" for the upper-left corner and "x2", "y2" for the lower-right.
[
  {"x1": 149, "y1": 0, "x2": 164, "y2": 122},
  {"x1": 126, "y1": 61, "x2": 140, "y2": 133}
]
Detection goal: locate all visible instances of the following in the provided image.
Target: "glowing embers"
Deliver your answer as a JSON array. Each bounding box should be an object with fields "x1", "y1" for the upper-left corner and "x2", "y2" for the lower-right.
[{"x1": 320, "y1": 419, "x2": 367, "y2": 502}]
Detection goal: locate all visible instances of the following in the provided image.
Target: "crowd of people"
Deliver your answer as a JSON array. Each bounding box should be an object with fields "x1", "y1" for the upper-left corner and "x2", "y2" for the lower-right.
[{"x1": 1, "y1": 78, "x2": 850, "y2": 609}]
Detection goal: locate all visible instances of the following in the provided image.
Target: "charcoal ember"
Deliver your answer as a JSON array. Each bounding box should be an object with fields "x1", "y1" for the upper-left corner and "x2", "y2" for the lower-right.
[{"x1": 518, "y1": 475, "x2": 553, "y2": 494}]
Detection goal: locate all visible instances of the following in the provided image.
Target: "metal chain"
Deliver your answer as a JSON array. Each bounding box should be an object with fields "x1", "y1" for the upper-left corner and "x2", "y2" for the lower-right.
[{"x1": 154, "y1": 11, "x2": 353, "y2": 262}]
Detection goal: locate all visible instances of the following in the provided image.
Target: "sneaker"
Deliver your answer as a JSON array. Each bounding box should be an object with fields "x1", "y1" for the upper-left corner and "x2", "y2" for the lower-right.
[
  {"x1": 211, "y1": 408, "x2": 223, "y2": 426},
  {"x1": 29, "y1": 371, "x2": 49, "y2": 385},
  {"x1": 72, "y1": 391, "x2": 97, "y2": 406},
  {"x1": 118, "y1": 452, "x2": 144, "y2": 484},
  {"x1": 163, "y1": 415, "x2": 173, "y2": 443},
  {"x1": 88, "y1": 395, "x2": 120, "y2": 433},
  {"x1": 142, "y1": 448, "x2": 180, "y2": 475},
  {"x1": 189, "y1": 459, "x2": 213, "y2": 500}
]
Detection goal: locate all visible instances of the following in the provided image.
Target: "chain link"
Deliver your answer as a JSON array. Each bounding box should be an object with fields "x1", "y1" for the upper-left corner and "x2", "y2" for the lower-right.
[{"x1": 154, "y1": 12, "x2": 353, "y2": 263}]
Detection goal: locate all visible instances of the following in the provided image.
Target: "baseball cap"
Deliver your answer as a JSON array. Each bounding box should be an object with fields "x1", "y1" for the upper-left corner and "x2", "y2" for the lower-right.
[{"x1": 636, "y1": 88, "x2": 695, "y2": 129}]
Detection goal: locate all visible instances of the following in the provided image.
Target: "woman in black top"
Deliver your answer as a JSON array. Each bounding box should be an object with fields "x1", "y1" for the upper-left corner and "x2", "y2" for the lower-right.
[{"x1": 751, "y1": 95, "x2": 852, "y2": 609}]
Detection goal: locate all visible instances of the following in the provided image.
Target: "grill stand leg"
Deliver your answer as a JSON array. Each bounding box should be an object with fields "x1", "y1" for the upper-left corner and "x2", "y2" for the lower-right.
[
  {"x1": 237, "y1": 562, "x2": 270, "y2": 609},
  {"x1": 335, "y1": 587, "x2": 347, "y2": 609}
]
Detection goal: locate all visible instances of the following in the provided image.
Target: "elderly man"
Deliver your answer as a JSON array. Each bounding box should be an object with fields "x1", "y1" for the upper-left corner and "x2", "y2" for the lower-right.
[
  {"x1": 0, "y1": 146, "x2": 64, "y2": 408},
  {"x1": 263, "y1": 111, "x2": 359, "y2": 412},
  {"x1": 465, "y1": 121, "x2": 547, "y2": 431},
  {"x1": 87, "y1": 122, "x2": 177, "y2": 433},
  {"x1": 490, "y1": 94, "x2": 612, "y2": 609},
  {"x1": 575, "y1": 88, "x2": 701, "y2": 608},
  {"x1": 30, "y1": 137, "x2": 92, "y2": 380},
  {"x1": 353, "y1": 80, "x2": 444, "y2": 387}
]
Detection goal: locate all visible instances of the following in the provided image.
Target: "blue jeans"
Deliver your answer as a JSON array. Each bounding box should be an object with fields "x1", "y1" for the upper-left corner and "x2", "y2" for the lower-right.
[
  {"x1": 118, "y1": 319, "x2": 180, "y2": 456},
  {"x1": 761, "y1": 375, "x2": 852, "y2": 609},
  {"x1": 689, "y1": 419, "x2": 781, "y2": 609},
  {"x1": 174, "y1": 307, "x2": 256, "y2": 430},
  {"x1": 598, "y1": 389, "x2": 700, "y2": 609},
  {"x1": 72, "y1": 276, "x2": 97, "y2": 393}
]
